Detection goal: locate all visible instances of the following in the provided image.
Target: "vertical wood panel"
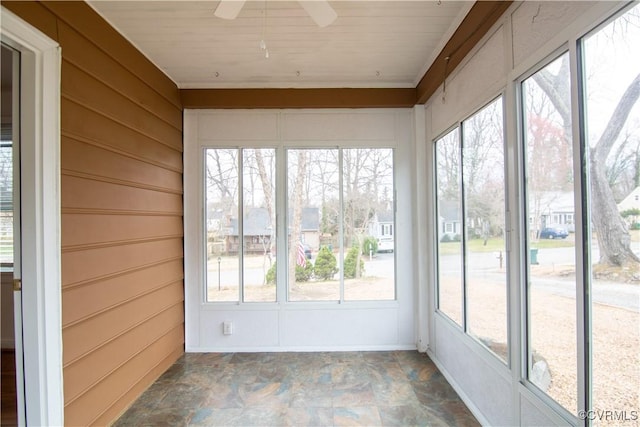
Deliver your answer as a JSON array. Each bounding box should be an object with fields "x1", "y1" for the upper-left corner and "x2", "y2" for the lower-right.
[{"x1": 2, "y1": 2, "x2": 184, "y2": 425}]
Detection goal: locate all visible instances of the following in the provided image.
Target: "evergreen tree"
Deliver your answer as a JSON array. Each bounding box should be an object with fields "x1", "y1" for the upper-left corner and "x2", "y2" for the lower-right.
[
  {"x1": 344, "y1": 245, "x2": 365, "y2": 279},
  {"x1": 314, "y1": 246, "x2": 338, "y2": 280}
]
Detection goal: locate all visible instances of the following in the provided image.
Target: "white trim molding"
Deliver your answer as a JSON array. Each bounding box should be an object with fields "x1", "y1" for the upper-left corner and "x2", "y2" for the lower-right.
[{"x1": 1, "y1": 8, "x2": 63, "y2": 426}]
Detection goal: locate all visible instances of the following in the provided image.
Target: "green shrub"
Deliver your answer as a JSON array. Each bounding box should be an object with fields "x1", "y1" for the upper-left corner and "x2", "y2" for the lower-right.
[
  {"x1": 266, "y1": 260, "x2": 313, "y2": 283},
  {"x1": 296, "y1": 262, "x2": 314, "y2": 282},
  {"x1": 265, "y1": 262, "x2": 276, "y2": 285},
  {"x1": 362, "y1": 236, "x2": 379, "y2": 255},
  {"x1": 440, "y1": 234, "x2": 451, "y2": 243},
  {"x1": 452, "y1": 234, "x2": 461, "y2": 242},
  {"x1": 314, "y1": 246, "x2": 338, "y2": 280},
  {"x1": 344, "y1": 245, "x2": 364, "y2": 279},
  {"x1": 621, "y1": 208, "x2": 640, "y2": 218}
]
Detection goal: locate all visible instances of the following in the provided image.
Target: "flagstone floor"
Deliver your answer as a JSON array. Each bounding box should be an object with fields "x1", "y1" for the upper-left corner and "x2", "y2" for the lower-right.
[{"x1": 113, "y1": 351, "x2": 479, "y2": 426}]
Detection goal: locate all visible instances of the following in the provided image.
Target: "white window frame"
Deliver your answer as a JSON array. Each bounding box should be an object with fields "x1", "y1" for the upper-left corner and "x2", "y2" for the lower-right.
[
  {"x1": 203, "y1": 146, "x2": 278, "y2": 304},
  {"x1": 433, "y1": 95, "x2": 509, "y2": 364},
  {"x1": 201, "y1": 145, "x2": 397, "y2": 304},
  {"x1": 512, "y1": 3, "x2": 634, "y2": 423},
  {"x1": 515, "y1": 48, "x2": 583, "y2": 422}
]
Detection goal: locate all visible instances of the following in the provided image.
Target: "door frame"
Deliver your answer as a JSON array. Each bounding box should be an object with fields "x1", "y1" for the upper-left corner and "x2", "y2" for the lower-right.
[{"x1": 1, "y1": 8, "x2": 63, "y2": 426}]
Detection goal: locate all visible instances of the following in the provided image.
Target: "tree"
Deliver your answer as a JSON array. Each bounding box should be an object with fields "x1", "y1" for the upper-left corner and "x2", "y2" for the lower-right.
[
  {"x1": 361, "y1": 236, "x2": 378, "y2": 255},
  {"x1": 205, "y1": 149, "x2": 238, "y2": 209},
  {"x1": 344, "y1": 245, "x2": 364, "y2": 279},
  {"x1": 288, "y1": 150, "x2": 308, "y2": 285},
  {"x1": 342, "y1": 148, "x2": 393, "y2": 278},
  {"x1": 462, "y1": 98, "x2": 506, "y2": 242},
  {"x1": 605, "y1": 131, "x2": 640, "y2": 199},
  {"x1": 533, "y1": 56, "x2": 640, "y2": 266},
  {"x1": 314, "y1": 246, "x2": 338, "y2": 280},
  {"x1": 587, "y1": 73, "x2": 640, "y2": 265},
  {"x1": 253, "y1": 149, "x2": 276, "y2": 274}
]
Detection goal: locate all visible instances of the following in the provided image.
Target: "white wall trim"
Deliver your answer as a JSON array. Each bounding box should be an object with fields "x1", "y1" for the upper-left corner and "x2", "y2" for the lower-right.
[
  {"x1": 1, "y1": 8, "x2": 63, "y2": 426},
  {"x1": 189, "y1": 344, "x2": 417, "y2": 353},
  {"x1": 184, "y1": 109, "x2": 416, "y2": 352},
  {"x1": 412, "y1": 105, "x2": 429, "y2": 353}
]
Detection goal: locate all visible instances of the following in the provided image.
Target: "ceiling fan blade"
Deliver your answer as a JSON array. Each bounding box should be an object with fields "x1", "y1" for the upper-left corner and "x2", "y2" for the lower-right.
[
  {"x1": 214, "y1": 0, "x2": 246, "y2": 20},
  {"x1": 299, "y1": 1, "x2": 337, "y2": 28}
]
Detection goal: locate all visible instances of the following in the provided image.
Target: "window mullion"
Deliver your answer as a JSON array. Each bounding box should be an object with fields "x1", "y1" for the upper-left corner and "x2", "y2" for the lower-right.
[
  {"x1": 572, "y1": 36, "x2": 590, "y2": 426},
  {"x1": 338, "y1": 148, "x2": 345, "y2": 303},
  {"x1": 277, "y1": 146, "x2": 287, "y2": 303},
  {"x1": 238, "y1": 148, "x2": 244, "y2": 303},
  {"x1": 460, "y1": 127, "x2": 468, "y2": 332}
]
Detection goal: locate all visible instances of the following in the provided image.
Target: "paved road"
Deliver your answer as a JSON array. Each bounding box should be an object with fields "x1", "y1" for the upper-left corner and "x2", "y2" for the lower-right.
[
  {"x1": 206, "y1": 246, "x2": 639, "y2": 313},
  {"x1": 438, "y1": 245, "x2": 639, "y2": 313}
]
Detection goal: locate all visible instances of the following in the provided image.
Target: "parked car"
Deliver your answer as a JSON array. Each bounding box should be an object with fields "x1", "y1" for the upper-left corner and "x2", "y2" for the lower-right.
[
  {"x1": 539, "y1": 227, "x2": 569, "y2": 239},
  {"x1": 377, "y1": 238, "x2": 395, "y2": 253},
  {"x1": 302, "y1": 243, "x2": 312, "y2": 259}
]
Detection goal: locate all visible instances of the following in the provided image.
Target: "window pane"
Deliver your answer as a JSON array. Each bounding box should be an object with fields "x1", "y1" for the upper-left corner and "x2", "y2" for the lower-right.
[
  {"x1": 1, "y1": 45, "x2": 15, "y2": 267},
  {"x1": 436, "y1": 128, "x2": 463, "y2": 326},
  {"x1": 0, "y1": 143, "x2": 12, "y2": 265},
  {"x1": 343, "y1": 148, "x2": 395, "y2": 301},
  {"x1": 288, "y1": 149, "x2": 339, "y2": 301},
  {"x1": 205, "y1": 148, "x2": 239, "y2": 302},
  {"x1": 462, "y1": 98, "x2": 508, "y2": 362},
  {"x1": 242, "y1": 149, "x2": 276, "y2": 302},
  {"x1": 583, "y1": 5, "x2": 640, "y2": 421},
  {"x1": 522, "y1": 53, "x2": 577, "y2": 412}
]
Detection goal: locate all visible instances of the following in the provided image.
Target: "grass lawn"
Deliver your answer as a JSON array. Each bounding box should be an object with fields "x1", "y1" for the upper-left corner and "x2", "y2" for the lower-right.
[{"x1": 438, "y1": 236, "x2": 575, "y2": 255}]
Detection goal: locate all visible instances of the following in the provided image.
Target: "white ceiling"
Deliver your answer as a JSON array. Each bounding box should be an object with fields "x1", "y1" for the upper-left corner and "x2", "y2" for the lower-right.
[{"x1": 89, "y1": 1, "x2": 473, "y2": 89}]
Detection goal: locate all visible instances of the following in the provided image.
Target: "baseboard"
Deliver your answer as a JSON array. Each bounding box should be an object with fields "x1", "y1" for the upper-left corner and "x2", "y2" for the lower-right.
[{"x1": 186, "y1": 344, "x2": 418, "y2": 353}]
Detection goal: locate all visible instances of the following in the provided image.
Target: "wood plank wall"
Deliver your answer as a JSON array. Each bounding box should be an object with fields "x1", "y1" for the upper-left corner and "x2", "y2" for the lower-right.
[{"x1": 2, "y1": 2, "x2": 185, "y2": 425}]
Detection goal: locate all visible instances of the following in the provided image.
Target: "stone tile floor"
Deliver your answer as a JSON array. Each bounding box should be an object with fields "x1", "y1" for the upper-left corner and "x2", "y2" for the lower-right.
[{"x1": 113, "y1": 351, "x2": 479, "y2": 426}]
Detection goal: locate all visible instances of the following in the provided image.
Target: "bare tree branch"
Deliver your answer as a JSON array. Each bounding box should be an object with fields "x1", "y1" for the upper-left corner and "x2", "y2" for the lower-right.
[{"x1": 593, "y1": 72, "x2": 640, "y2": 164}]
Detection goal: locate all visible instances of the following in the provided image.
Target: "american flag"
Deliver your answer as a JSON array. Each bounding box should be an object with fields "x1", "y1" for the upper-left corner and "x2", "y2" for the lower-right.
[{"x1": 296, "y1": 242, "x2": 307, "y2": 267}]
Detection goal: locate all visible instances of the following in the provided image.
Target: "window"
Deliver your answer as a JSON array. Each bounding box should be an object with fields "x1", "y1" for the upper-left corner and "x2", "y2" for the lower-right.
[
  {"x1": 462, "y1": 97, "x2": 508, "y2": 362},
  {"x1": 205, "y1": 148, "x2": 276, "y2": 303},
  {"x1": 287, "y1": 149, "x2": 339, "y2": 301},
  {"x1": 206, "y1": 146, "x2": 396, "y2": 303},
  {"x1": 435, "y1": 128, "x2": 463, "y2": 326},
  {"x1": 581, "y1": 4, "x2": 640, "y2": 420},
  {"x1": 0, "y1": 138, "x2": 13, "y2": 265},
  {"x1": 522, "y1": 52, "x2": 578, "y2": 413},
  {"x1": 435, "y1": 98, "x2": 508, "y2": 362},
  {"x1": 428, "y1": 3, "x2": 640, "y2": 423},
  {"x1": 287, "y1": 148, "x2": 396, "y2": 302},
  {"x1": 343, "y1": 148, "x2": 395, "y2": 301},
  {"x1": 0, "y1": 44, "x2": 17, "y2": 268}
]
